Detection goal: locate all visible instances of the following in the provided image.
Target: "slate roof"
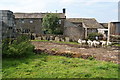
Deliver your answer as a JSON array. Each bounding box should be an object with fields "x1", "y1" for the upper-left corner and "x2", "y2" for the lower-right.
[
  {"x1": 67, "y1": 18, "x2": 104, "y2": 29},
  {"x1": 100, "y1": 23, "x2": 108, "y2": 29},
  {"x1": 14, "y1": 13, "x2": 66, "y2": 19}
]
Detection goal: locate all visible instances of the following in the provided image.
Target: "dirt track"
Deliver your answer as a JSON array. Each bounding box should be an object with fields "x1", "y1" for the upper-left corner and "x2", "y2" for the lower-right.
[{"x1": 32, "y1": 41, "x2": 120, "y2": 64}]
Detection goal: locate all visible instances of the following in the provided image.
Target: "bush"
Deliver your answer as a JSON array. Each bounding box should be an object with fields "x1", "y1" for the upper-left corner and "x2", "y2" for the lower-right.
[{"x1": 2, "y1": 35, "x2": 35, "y2": 58}]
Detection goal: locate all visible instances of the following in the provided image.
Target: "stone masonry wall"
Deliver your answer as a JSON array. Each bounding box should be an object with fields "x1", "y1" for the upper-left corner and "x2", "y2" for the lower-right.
[
  {"x1": 35, "y1": 34, "x2": 70, "y2": 42},
  {"x1": 64, "y1": 26, "x2": 85, "y2": 41},
  {"x1": 15, "y1": 18, "x2": 42, "y2": 34},
  {"x1": 0, "y1": 10, "x2": 15, "y2": 39},
  {"x1": 63, "y1": 20, "x2": 85, "y2": 41}
]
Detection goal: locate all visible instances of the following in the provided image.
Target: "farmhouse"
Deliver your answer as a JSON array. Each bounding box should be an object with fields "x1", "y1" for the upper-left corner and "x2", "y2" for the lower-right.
[
  {"x1": 1, "y1": 9, "x2": 119, "y2": 42},
  {"x1": 14, "y1": 12, "x2": 66, "y2": 34}
]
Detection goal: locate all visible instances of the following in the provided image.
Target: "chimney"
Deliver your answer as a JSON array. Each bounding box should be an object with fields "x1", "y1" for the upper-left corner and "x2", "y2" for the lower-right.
[{"x1": 63, "y1": 8, "x2": 66, "y2": 14}]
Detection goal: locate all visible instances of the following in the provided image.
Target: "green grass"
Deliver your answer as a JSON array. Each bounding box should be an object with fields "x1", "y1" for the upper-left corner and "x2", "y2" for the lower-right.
[
  {"x1": 31, "y1": 40, "x2": 49, "y2": 42},
  {"x1": 113, "y1": 44, "x2": 120, "y2": 47},
  {"x1": 2, "y1": 53, "x2": 119, "y2": 78},
  {"x1": 31, "y1": 40, "x2": 79, "y2": 45}
]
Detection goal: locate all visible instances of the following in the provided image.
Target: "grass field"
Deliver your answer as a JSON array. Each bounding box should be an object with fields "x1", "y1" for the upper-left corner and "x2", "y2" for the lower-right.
[
  {"x1": 31, "y1": 40, "x2": 79, "y2": 45},
  {"x1": 2, "y1": 53, "x2": 119, "y2": 78}
]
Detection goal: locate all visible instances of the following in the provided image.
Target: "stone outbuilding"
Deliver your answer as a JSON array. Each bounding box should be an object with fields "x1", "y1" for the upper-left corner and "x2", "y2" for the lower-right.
[{"x1": 64, "y1": 18, "x2": 104, "y2": 41}]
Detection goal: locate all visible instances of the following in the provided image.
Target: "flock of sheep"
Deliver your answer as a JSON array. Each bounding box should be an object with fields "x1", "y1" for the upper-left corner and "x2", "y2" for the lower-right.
[{"x1": 78, "y1": 39, "x2": 112, "y2": 47}]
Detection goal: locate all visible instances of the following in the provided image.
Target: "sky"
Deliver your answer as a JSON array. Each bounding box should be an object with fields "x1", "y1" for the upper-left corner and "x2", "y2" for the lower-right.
[{"x1": 0, "y1": 0, "x2": 119, "y2": 23}]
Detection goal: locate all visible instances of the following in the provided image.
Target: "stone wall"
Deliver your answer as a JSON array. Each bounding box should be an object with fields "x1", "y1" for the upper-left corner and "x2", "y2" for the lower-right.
[
  {"x1": 15, "y1": 18, "x2": 42, "y2": 34},
  {"x1": 14, "y1": 12, "x2": 66, "y2": 35},
  {"x1": 64, "y1": 27, "x2": 85, "y2": 41},
  {"x1": 0, "y1": 10, "x2": 16, "y2": 39},
  {"x1": 15, "y1": 18, "x2": 65, "y2": 35},
  {"x1": 63, "y1": 20, "x2": 85, "y2": 41},
  {"x1": 0, "y1": 21, "x2": 2, "y2": 41},
  {"x1": 35, "y1": 34, "x2": 70, "y2": 42}
]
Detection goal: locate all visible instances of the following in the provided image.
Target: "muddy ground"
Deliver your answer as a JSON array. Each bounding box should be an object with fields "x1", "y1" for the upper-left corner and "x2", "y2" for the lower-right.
[{"x1": 31, "y1": 41, "x2": 120, "y2": 64}]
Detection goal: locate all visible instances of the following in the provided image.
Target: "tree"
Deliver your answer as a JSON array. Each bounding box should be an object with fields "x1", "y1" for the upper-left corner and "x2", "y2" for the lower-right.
[{"x1": 42, "y1": 13, "x2": 62, "y2": 34}]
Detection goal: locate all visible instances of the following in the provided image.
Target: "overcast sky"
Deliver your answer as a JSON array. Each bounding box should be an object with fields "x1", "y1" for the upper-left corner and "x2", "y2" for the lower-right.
[{"x1": 0, "y1": 0, "x2": 119, "y2": 23}]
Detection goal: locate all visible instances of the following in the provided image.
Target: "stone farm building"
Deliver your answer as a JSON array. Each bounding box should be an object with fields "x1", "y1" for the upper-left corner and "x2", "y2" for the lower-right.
[
  {"x1": 14, "y1": 13, "x2": 66, "y2": 34},
  {"x1": 64, "y1": 18, "x2": 106, "y2": 41},
  {"x1": 1, "y1": 9, "x2": 119, "y2": 41}
]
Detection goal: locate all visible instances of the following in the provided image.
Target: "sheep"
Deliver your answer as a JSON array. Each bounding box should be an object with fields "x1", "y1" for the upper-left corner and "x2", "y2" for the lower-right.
[
  {"x1": 81, "y1": 40, "x2": 86, "y2": 45},
  {"x1": 78, "y1": 39, "x2": 86, "y2": 45},
  {"x1": 78, "y1": 39, "x2": 82, "y2": 44},
  {"x1": 107, "y1": 41, "x2": 112, "y2": 46},
  {"x1": 87, "y1": 40, "x2": 93, "y2": 47},
  {"x1": 100, "y1": 41, "x2": 107, "y2": 47},
  {"x1": 93, "y1": 40, "x2": 100, "y2": 47}
]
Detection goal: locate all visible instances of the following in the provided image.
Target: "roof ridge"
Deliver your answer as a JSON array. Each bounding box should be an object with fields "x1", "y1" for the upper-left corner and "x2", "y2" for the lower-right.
[
  {"x1": 13, "y1": 12, "x2": 64, "y2": 14},
  {"x1": 67, "y1": 18, "x2": 95, "y2": 19}
]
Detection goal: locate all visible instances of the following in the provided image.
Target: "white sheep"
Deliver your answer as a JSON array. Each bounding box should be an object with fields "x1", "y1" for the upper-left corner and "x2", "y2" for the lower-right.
[
  {"x1": 87, "y1": 40, "x2": 93, "y2": 47},
  {"x1": 107, "y1": 41, "x2": 112, "y2": 46},
  {"x1": 78, "y1": 39, "x2": 82, "y2": 44},
  {"x1": 78, "y1": 39, "x2": 86, "y2": 45},
  {"x1": 93, "y1": 40, "x2": 100, "y2": 47},
  {"x1": 100, "y1": 41, "x2": 107, "y2": 47}
]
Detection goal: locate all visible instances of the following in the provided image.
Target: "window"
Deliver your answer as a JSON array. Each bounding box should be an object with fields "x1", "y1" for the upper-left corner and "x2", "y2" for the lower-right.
[
  {"x1": 16, "y1": 29, "x2": 21, "y2": 32},
  {"x1": 13, "y1": 29, "x2": 15, "y2": 33},
  {"x1": 22, "y1": 29, "x2": 30, "y2": 33},
  {"x1": 14, "y1": 24, "x2": 16, "y2": 26},
  {"x1": 22, "y1": 20, "x2": 24, "y2": 23},
  {"x1": 59, "y1": 20, "x2": 61, "y2": 24},
  {"x1": 30, "y1": 20, "x2": 33, "y2": 23},
  {"x1": 7, "y1": 13, "x2": 11, "y2": 20},
  {"x1": 8, "y1": 27, "x2": 12, "y2": 30}
]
